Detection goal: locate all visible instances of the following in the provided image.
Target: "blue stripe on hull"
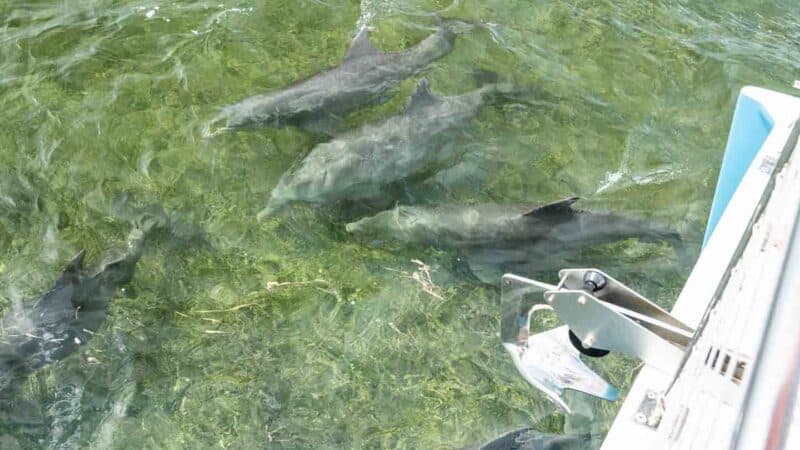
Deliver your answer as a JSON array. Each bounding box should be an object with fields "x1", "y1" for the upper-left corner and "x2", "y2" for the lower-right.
[{"x1": 703, "y1": 94, "x2": 774, "y2": 246}]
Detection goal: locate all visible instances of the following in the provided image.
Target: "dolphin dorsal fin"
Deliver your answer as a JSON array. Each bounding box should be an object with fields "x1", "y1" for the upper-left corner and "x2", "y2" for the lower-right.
[
  {"x1": 404, "y1": 79, "x2": 439, "y2": 113},
  {"x1": 522, "y1": 196, "x2": 580, "y2": 218},
  {"x1": 344, "y1": 27, "x2": 380, "y2": 61}
]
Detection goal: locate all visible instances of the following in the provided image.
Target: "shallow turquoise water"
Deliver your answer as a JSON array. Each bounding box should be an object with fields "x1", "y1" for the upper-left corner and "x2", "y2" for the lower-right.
[{"x1": 0, "y1": 0, "x2": 798, "y2": 448}]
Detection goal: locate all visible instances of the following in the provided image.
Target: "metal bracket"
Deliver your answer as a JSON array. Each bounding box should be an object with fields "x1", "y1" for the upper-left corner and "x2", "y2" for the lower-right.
[
  {"x1": 546, "y1": 269, "x2": 694, "y2": 372},
  {"x1": 500, "y1": 269, "x2": 696, "y2": 411},
  {"x1": 635, "y1": 390, "x2": 665, "y2": 429},
  {"x1": 500, "y1": 274, "x2": 618, "y2": 413}
]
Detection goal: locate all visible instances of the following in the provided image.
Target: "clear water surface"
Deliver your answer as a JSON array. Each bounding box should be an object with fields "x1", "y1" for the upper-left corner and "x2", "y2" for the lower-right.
[{"x1": 0, "y1": 0, "x2": 798, "y2": 448}]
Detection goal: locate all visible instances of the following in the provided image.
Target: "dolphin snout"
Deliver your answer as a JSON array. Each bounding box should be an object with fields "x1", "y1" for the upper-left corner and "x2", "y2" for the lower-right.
[
  {"x1": 256, "y1": 207, "x2": 273, "y2": 222},
  {"x1": 202, "y1": 113, "x2": 232, "y2": 138},
  {"x1": 344, "y1": 222, "x2": 359, "y2": 233},
  {"x1": 257, "y1": 200, "x2": 287, "y2": 222}
]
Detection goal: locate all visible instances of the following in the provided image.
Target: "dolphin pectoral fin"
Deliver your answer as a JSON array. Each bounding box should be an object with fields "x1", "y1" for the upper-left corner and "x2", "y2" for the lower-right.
[
  {"x1": 435, "y1": 16, "x2": 480, "y2": 35},
  {"x1": 403, "y1": 79, "x2": 440, "y2": 113},
  {"x1": 471, "y1": 68, "x2": 501, "y2": 86},
  {"x1": 344, "y1": 26, "x2": 381, "y2": 61},
  {"x1": 465, "y1": 251, "x2": 509, "y2": 285},
  {"x1": 299, "y1": 114, "x2": 347, "y2": 137},
  {"x1": 522, "y1": 196, "x2": 581, "y2": 218}
]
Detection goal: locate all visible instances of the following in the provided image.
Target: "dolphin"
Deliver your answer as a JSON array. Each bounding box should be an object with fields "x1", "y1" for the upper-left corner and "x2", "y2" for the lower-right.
[
  {"x1": 345, "y1": 197, "x2": 682, "y2": 283},
  {"x1": 212, "y1": 19, "x2": 472, "y2": 134},
  {"x1": 260, "y1": 79, "x2": 524, "y2": 217},
  {"x1": 478, "y1": 429, "x2": 591, "y2": 450},
  {"x1": 0, "y1": 209, "x2": 172, "y2": 393}
]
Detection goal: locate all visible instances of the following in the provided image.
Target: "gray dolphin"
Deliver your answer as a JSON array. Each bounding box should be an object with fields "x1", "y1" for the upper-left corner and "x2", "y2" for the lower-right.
[
  {"x1": 345, "y1": 197, "x2": 682, "y2": 283},
  {"x1": 213, "y1": 20, "x2": 471, "y2": 134},
  {"x1": 0, "y1": 210, "x2": 172, "y2": 393},
  {"x1": 479, "y1": 429, "x2": 591, "y2": 450},
  {"x1": 259, "y1": 79, "x2": 522, "y2": 217}
]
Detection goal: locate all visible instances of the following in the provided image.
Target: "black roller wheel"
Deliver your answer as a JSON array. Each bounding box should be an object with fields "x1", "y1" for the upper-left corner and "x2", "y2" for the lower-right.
[{"x1": 568, "y1": 329, "x2": 610, "y2": 358}]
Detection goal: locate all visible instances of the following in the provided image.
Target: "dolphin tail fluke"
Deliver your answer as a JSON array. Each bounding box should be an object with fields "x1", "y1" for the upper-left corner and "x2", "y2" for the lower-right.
[
  {"x1": 481, "y1": 82, "x2": 553, "y2": 109},
  {"x1": 113, "y1": 194, "x2": 170, "y2": 233},
  {"x1": 112, "y1": 194, "x2": 204, "y2": 244}
]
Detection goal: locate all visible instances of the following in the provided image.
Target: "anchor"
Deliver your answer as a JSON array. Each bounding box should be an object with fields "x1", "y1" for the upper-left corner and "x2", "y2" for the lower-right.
[{"x1": 500, "y1": 269, "x2": 695, "y2": 412}]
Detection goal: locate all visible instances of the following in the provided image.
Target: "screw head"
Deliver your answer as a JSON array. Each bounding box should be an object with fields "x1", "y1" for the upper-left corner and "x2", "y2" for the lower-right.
[
  {"x1": 578, "y1": 296, "x2": 587, "y2": 305},
  {"x1": 635, "y1": 412, "x2": 647, "y2": 424},
  {"x1": 583, "y1": 270, "x2": 607, "y2": 292}
]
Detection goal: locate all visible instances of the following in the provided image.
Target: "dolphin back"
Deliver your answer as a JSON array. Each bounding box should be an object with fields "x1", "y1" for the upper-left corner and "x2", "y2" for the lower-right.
[
  {"x1": 0, "y1": 199, "x2": 203, "y2": 393},
  {"x1": 211, "y1": 17, "x2": 474, "y2": 133},
  {"x1": 0, "y1": 251, "x2": 89, "y2": 391}
]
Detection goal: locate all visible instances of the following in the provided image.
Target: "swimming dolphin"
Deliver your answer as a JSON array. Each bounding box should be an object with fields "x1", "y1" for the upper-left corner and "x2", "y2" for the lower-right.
[
  {"x1": 259, "y1": 79, "x2": 524, "y2": 217},
  {"x1": 0, "y1": 211, "x2": 169, "y2": 393},
  {"x1": 345, "y1": 197, "x2": 682, "y2": 283},
  {"x1": 212, "y1": 19, "x2": 472, "y2": 134},
  {"x1": 479, "y1": 429, "x2": 591, "y2": 450}
]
